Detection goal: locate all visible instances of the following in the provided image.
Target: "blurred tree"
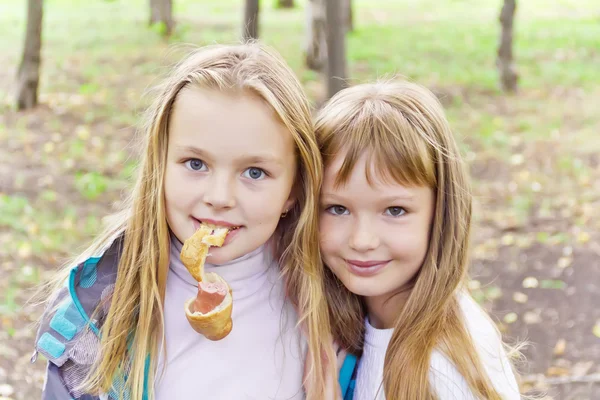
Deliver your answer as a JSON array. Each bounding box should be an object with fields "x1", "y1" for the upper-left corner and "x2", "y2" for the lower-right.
[
  {"x1": 276, "y1": 0, "x2": 294, "y2": 8},
  {"x1": 345, "y1": 0, "x2": 353, "y2": 32},
  {"x1": 243, "y1": 0, "x2": 260, "y2": 40},
  {"x1": 16, "y1": 0, "x2": 43, "y2": 110},
  {"x1": 325, "y1": 0, "x2": 348, "y2": 98},
  {"x1": 497, "y1": 0, "x2": 518, "y2": 92},
  {"x1": 149, "y1": 0, "x2": 174, "y2": 36},
  {"x1": 305, "y1": 0, "x2": 327, "y2": 71}
]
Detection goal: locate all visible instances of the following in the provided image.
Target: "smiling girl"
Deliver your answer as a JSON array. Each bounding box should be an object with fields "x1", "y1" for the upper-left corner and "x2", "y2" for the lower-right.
[
  {"x1": 33, "y1": 43, "x2": 335, "y2": 400},
  {"x1": 316, "y1": 81, "x2": 521, "y2": 400}
]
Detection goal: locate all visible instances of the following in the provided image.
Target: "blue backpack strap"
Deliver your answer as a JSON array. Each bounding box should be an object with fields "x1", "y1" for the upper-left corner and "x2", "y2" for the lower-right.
[{"x1": 339, "y1": 353, "x2": 358, "y2": 400}]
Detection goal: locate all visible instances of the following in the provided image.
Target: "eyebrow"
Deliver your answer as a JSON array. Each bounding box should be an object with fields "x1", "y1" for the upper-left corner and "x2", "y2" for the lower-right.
[
  {"x1": 380, "y1": 194, "x2": 415, "y2": 202},
  {"x1": 320, "y1": 193, "x2": 415, "y2": 202},
  {"x1": 176, "y1": 145, "x2": 210, "y2": 159},
  {"x1": 175, "y1": 145, "x2": 283, "y2": 166},
  {"x1": 237, "y1": 155, "x2": 284, "y2": 166}
]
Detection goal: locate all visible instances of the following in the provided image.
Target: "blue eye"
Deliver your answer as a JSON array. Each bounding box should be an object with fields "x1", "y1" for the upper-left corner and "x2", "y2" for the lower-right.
[
  {"x1": 185, "y1": 159, "x2": 206, "y2": 171},
  {"x1": 386, "y1": 207, "x2": 406, "y2": 217},
  {"x1": 327, "y1": 205, "x2": 349, "y2": 216},
  {"x1": 243, "y1": 167, "x2": 266, "y2": 180}
]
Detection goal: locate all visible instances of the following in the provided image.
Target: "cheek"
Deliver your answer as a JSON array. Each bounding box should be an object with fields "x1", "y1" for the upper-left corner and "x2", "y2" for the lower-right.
[
  {"x1": 244, "y1": 187, "x2": 288, "y2": 222},
  {"x1": 388, "y1": 231, "x2": 430, "y2": 262},
  {"x1": 319, "y1": 216, "x2": 344, "y2": 254},
  {"x1": 164, "y1": 166, "x2": 194, "y2": 211}
]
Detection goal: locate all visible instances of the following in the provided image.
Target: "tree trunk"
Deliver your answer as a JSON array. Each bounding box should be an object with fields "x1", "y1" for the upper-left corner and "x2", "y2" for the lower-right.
[
  {"x1": 346, "y1": 0, "x2": 353, "y2": 32},
  {"x1": 276, "y1": 0, "x2": 294, "y2": 8},
  {"x1": 497, "y1": 0, "x2": 518, "y2": 92},
  {"x1": 150, "y1": 0, "x2": 159, "y2": 24},
  {"x1": 243, "y1": 0, "x2": 260, "y2": 40},
  {"x1": 16, "y1": 0, "x2": 43, "y2": 110},
  {"x1": 149, "y1": 0, "x2": 174, "y2": 36},
  {"x1": 305, "y1": 0, "x2": 327, "y2": 71},
  {"x1": 325, "y1": 0, "x2": 348, "y2": 99}
]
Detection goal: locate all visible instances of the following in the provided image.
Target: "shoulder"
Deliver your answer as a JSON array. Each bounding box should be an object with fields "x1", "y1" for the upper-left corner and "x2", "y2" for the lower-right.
[
  {"x1": 453, "y1": 292, "x2": 521, "y2": 399},
  {"x1": 33, "y1": 236, "x2": 124, "y2": 397},
  {"x1": 429, "y1": 349, "x2": 478, "y2": 399}
]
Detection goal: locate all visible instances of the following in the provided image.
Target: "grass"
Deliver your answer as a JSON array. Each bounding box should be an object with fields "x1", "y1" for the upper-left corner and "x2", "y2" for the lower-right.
[
  {"x1": 0, "y1": 0, "x2": 597, "y2": 276},
  {"x1": 0, "y1": 2, "x2": 599, "y2": 396}
]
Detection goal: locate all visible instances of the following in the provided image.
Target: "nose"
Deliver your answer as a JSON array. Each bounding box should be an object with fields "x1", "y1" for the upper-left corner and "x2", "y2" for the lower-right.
[
  {"x1": 202, "y1": 173, "x2": 236, "y2": 210},
  {"x1": 348, "y1": 217, "x2": 379, "y2": 252}
]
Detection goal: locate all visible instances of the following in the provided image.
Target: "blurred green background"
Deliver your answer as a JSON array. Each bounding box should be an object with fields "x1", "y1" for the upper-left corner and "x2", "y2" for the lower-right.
[{"x1": 1, "y1": 0, "x2": 599, "y2": 398}]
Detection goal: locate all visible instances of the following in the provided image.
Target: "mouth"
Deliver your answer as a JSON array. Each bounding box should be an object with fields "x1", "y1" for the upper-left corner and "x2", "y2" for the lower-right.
[
  {"x1": 193, "y1": 218, "x2": 243, "y2": 232},
  {"x1": 345, "y1": 259, "x2": 391, "y2": 277},
  {"x1": 346, "y1": 259, "x2": 390, "y2": 268}
]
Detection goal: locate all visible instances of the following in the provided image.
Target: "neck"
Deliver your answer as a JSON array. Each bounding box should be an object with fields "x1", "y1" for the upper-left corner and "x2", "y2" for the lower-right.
[
  {"x1": 169, "y1": 233, "x2": 273, "y2": 289},
  {"x1": 365, "y1": 288, "x2": 412, "y2": 329}
]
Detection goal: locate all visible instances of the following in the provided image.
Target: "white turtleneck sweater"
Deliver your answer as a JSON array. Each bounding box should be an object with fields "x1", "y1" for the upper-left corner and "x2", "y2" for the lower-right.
[
  {"x1": 355, "y1": 293, "x2": 520, "y2": 400},
  {"x1": 155, "y1": 238, "x2": 306, "y2": 399}
]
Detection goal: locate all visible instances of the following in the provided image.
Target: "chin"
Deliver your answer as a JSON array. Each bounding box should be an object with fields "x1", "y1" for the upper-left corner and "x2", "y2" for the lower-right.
[
  {"x1": 341, "y1": 278, "x2": 385, "y2": 298},
  {"x1": 206, "y1": 241, "x2": 254, "y2": 265},
  {"x1": 205, "y1": 248, "x2": 238, "y2": 265}
]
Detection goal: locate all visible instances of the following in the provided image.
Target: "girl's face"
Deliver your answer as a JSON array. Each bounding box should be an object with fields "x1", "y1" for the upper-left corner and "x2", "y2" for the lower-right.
[
  {"x1": 165, "y1": 87, "x2": 297, "y2": 264},
  {"x1": 319, "y1": 152, "x2": 435, "y2": 303}
]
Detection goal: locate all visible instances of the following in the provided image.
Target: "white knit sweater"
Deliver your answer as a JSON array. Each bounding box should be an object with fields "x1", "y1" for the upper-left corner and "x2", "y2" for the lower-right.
[{"x1": 354, "y1": 293, "x2": 520, "y2": 400}]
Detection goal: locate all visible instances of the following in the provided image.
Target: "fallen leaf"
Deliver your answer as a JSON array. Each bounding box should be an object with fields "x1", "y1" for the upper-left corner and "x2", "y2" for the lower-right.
[
  {"x1": 501, "y1": 234, "x2": 515, "y2": 246},
  {"x1": 513, "y1": 292, "x2": 528, "y2": 304},
  {"x1": 26, "y1": 222, "x2": 39, "y2": 235},
  {"x1": 546, "y1": 366, "x2": 569, "y2": 376},
  {"x1": 523, "y1": 277, "x2": 539, "y2": 288},
  {"x1": 17, "y1": 243, "x2": 32, "y2": 259},
  {"x1": 524, "y1": 311, "x2": 542, "y2": 324},
  {"x1": 557, "y1": 257, "x2": 572, "y2": 269},
  {"x1": 540, "y1": 279, "x2": 566, "y2": 290},
  {"x1": 468, "y1": 280, "x2": 481, "y2": 290},
  {"x1": 510, "y1": 154, "x2": 524, "y2": 165},
  {"x1": 486, "y1": 286, "x2": 503, "y2": 300},
  {"x1": 43, "y1": 142, "x2": 55, "y2": 153},
  {"x1": 0, "y1": 383, "x2": 14, "y2": 396},
  {"x1": 76, "y1": 125, "x2": 91, "y2": 140},
  {"x1": 571, "y1": 361, "x2": 594, "y2": 377},
  {"x1": 553, "y1": 339, "x2": 566, "y2": 356},
  {"x1": 577, "y1": 231, "x2": 590, "y2": 244},
  {"x1": 593, "y1": 322, "x2": 600, "y2": 338},
  {"x1": 503, "y1": 312, "x2": 518, "y2": 324}
]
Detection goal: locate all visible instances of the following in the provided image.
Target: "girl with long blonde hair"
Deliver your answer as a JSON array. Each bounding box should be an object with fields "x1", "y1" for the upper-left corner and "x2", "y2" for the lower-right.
[
  {"x1": 33, "y1": 43, "x2": 335, "y2": 400},
  {"x1": 316, "y1": 81, "x2": 521, "y2": 399}
]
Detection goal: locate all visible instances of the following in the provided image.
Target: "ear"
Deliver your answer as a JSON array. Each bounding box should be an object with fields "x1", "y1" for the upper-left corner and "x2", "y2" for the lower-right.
[
  {"x1": 282, "y1": 180, "x2": 299, "y2": 214},
  {"x1": 283, "y1": 195, "x2": 296, "y2": 214}
]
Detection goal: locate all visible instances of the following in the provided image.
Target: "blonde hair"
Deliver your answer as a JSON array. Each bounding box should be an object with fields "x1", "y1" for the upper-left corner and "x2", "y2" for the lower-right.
[
  {"x1": 45, "y1": 43, "x2": 334, "y2": 399},
  {"x1": 315, "y1": 80, "x2": 518, "y2": 399}
]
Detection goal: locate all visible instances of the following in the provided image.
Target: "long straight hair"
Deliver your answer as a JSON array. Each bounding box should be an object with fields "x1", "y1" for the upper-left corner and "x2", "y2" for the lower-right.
[
  {"x1": 315, "y1": 81, "x2": 517, "y2": 399},
  {"x1": 44, "y1": 43, "x2": 335, "y2": 399}
]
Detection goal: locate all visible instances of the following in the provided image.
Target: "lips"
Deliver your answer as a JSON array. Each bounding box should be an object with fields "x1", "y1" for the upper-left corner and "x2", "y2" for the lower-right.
[
  {"x1": 345, "y1": 259, "x2": 390, "y2": 277},
  {"x1": 193, "y1": 217, "x2": 242, "y2": 231},
  {"x1": 346, "y1": 259, "x2": 389, "y2": 268}
]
